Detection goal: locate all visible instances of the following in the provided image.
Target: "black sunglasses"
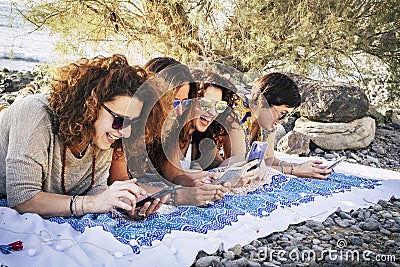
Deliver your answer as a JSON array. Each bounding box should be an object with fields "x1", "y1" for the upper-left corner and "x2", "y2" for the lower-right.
[{"x1": 101, "y1": 104, "x2": 142, "y2": 130}]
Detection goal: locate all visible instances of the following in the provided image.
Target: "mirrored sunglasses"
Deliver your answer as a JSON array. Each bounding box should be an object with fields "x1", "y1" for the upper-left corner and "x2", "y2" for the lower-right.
[
  {"x1": 101, "y1": 104, "x2": 143, "y2": 130},
  {"x1": 199, "y1": 98, "x2": 228, "y2": 113},
  {"x1": 173, "y1": 99, "x2": 192, "y2": 108}
]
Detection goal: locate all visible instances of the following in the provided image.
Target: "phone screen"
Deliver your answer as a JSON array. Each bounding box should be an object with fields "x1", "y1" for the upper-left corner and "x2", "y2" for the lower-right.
[{"x1": 246, "y1": 141, "x2": 268, "y2": 171}]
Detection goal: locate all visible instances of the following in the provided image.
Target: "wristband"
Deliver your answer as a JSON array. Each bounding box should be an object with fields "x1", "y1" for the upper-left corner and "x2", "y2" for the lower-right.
[
  {"x1": 291, "y1": 164, "x2": 295, "y2": 175},
  {"x1": 281, "y1": 164, "x2": 285, "y2": 174}
]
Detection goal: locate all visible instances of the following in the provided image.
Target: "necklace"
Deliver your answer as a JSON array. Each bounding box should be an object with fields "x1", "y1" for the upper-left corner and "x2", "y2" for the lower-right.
[
  {"x1": 71, "y1": 144, "x2": 89, "y2": 159},
  {"x1": 61, "y1": 146, "x2": 96, "y2": 195}
]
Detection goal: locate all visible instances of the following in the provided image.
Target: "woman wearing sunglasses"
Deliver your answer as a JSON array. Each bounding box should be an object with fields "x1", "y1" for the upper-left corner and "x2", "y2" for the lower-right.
[
  {"x1": 224, "y1": 72, "x2": 332, "y2": 180},
  {"x1": 110, "y1": 58, "x2": 197, "y2": 182},
  {"x1": 157, "y1": 69, "x2": 242, "y2": 186},
  {"x1": 0, "y1": 54, "x2": 167, "y2": 219}
]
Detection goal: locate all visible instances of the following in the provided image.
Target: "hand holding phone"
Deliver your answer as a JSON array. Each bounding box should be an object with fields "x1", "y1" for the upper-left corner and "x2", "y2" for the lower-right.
[
  {"x1": 212, "y1": 167, "x2": 244, "y2": 187},
  {"x1": 136, "y1": 185, "x2": 182, "y2": 207},
  {"x1": 246, "y1": 141, "x2": 268, "y2": 171}
]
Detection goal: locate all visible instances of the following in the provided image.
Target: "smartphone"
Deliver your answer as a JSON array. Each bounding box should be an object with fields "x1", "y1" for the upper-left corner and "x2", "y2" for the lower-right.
[
  {"x1": 326, "y1": 157, "x2": 346, "y2": 169},
  {"x1": 136, "y1": 185, "x2": 182, "y2": 207},
  {"x1": 212, "y1": 167, "x2": 244, "y2": 187},
  {"x1": 246, "y1": 141, "x2": 268, "y2": 171}
]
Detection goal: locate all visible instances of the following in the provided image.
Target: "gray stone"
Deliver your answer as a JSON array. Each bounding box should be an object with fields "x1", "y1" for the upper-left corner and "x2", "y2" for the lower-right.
[
  {"x1": 195, "y1": 256, "x2": 223, "y2": 267},
  {"x1": 312, "y1": 239, "x2": 321, "y2": 245},
  {"x1": 390, "y1": 225, "x2": 400, "y2": 233},
  {"x1": 251, "y1": 240, "x2": 263, "y2": 248},
  {"x1": 311, "y1": 244, "x2": 324, "y2": 252},
  {"x1": 223, "y1": 257, "x2": 248, "y2": 267},
  {"x1": 262, "y1": 262, "x2": 279, "y2": 267},
  {"x1": 223, "y1": 251, "x2": 235, "y2": 260},
  {"x1": 361, "y1": 219, "x2": 380, "y2": 231},
  {"x1": 288, "y1": 73, "x2": 369, "y2": 123},
  {"x1": 297, "y1": 225, "x2": 313, "y2": 234},
  {"x1": 366, "y1": 155, "x2": 380, "y2": 164},
  {"x1": 304, "y1": 221, "x2": 324, "y2": 232},
  {"x1": 293, "y1": 233, "x2": 306, "y2": 239},
  {"x1": 350, "y1": 236, "x2": 364, "y2": 246},
  {"x1": 373, "y1": 204, "x2": 383, "y2": 212},
  {"x1": 350, "y1": 152, "x2": 361, "y2": 161},
  {"x1": 294, "y1": 117, "x2": 375, "y2": 150},
  {"x1": 243, "y1": 244, "x2": 257, "y2": 252},
  {"x1": 337, "y1": 211, "x2": 353, "y2": 220},
  {"x1": 378, "y1": 200, "x2": 389, "y2": 207},
  {"x1": 248, "y1": 261, "x2": 261, "y2": 267},
  {"x1": 323, "y1": 217, "x2": 336, "y2": 227},
  {"x1": 371, "y1": 145, "x2": 385, "y2": 154},
  {"x1": 319, "y1": 235, "x2": 333, "y2": 241},
  {"x1": 277, "y1": 130, "x2": 310, "y2": 155},
  {"x1": 228, "y1": 244, "x2": 242, "y2": 255},
  {"x1": 334, "y1": 217, "x2": 350, "y2": 228},
  {"x1": 314, "y1": 148, "x2": 324, "y2": 154},
  {"x1": 380, "y1": 228, "x2": 392, "y2": 236}
]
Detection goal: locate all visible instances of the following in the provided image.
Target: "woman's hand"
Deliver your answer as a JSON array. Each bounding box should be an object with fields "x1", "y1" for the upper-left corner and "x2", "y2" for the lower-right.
[
  {"x1": 234, "y1": 160, "x2": 264, "y2": 187},
  {"x1": 93, "y1": 179, "x2": 146, "y2": 214},
  {"x1": 293, "y1": 160, "x2": 332, "y2": 179},
  {"x1": 191, "y1": 172, "x2": 221, "y2": 187},
  {"x1": 132, "y1": 194, "x2": 168, "y2": 220},
  {"x1": 175, "y1": 183, "x2": 231, "y2": 206}
]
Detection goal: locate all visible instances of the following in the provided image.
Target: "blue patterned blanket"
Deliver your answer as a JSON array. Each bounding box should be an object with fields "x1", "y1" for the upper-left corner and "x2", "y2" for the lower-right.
[{"x1": 0, "y1": 172, "x2": 382, "y2": 255}]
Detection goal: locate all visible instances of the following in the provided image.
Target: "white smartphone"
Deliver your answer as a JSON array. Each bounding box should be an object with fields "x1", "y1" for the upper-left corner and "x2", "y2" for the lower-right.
[
  {"x1": 326, "y1": 157, "x2": 346, "y2": 169},
  {"x1": 246, "y1": 141, "x2": 268, "y2": 171}
]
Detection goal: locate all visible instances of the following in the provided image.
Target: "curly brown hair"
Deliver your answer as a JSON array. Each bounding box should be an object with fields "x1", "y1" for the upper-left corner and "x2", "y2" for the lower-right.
[{"x1": 48, "y1": 54, "x2": 151, "y2": 148}]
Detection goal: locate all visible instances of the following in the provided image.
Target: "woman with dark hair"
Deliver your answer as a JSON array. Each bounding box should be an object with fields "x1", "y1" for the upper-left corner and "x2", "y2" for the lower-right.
[
  {"x1": 0, "y1": 54, "x2": 164, "y2": 219},
  {"x1": 225, "y1": 72, "x2": 332, "y2": 180},
  {"x1": 158, "y1": 69, "x2": 243, "y2": 186}
]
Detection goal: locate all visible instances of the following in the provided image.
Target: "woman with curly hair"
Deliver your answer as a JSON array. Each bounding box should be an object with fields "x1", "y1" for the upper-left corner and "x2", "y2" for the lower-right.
[{"x1": 0, "y1": 54, "x2": 165, "y2": 219}]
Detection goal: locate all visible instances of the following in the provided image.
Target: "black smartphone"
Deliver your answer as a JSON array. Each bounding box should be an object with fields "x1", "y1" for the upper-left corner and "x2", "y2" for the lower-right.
[
  {"x1": 246, "y1": 141, "x2": 268, "y2": 171},
  {"x1": 136, "y1": 185, "x2": 182, "y2": 207},
  {"x1": 212, "y1": 167, "x2": 244, "y2": 187},
  {"x1": 326, "y1": 157, "x2": 345, "y2": 169}
]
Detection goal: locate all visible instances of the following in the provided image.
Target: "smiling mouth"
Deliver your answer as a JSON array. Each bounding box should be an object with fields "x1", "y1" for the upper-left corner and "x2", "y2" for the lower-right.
[
  {"x1": 107, "y1": 132, "x2": 120, "y2": 140},
  {"x1": 200, "y1": 115, "x2": 212, "y2": 122}
]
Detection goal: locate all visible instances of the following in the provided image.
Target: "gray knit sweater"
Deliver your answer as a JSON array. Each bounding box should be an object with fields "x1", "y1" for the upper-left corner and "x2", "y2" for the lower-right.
[{"x1": 0, "y1": 93, "x2": 111, "y2": 207}]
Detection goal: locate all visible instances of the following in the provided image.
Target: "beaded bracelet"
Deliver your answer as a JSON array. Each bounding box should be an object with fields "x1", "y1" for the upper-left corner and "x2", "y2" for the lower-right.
[
  {"x1": 291, "y1": 164, "x2": 295, "y2": 175},
  {"x1": 281, "y1": 164, "x2": 285, "y2": 174}
]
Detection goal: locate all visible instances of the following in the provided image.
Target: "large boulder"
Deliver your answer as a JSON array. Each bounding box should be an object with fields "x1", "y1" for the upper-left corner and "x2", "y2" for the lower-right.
[
  {"x1": 277, "y1": 130, "x2": 310, "y2": 155},
  {"x1": 294, "y1": 116, "x2": 375, "y2": 150},
  {"x1": 288, "y1": 73, "x2": 369, "y2": 123}
]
